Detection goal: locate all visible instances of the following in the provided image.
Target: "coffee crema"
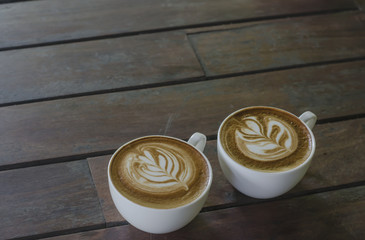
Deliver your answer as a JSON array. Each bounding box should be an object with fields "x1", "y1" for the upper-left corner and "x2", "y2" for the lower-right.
[
  {"x1": 110, "y1": 136, "x2": 209, "y2": 209},
  {"x1": 220, "y1": 107, "x2": 313, "y2": 172}
]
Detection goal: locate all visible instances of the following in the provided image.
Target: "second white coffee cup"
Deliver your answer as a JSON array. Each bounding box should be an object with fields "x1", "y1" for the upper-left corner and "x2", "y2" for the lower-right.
[{"x1": 217, "y1": 106, "x2": 316, "y2": 199}]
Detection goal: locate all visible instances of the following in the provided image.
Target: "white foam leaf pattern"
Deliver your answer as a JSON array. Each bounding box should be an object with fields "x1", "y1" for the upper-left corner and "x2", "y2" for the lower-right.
[
  {"x1": 128, "y1": 146, "x2": 190, "y2": 191},
  {"x1": 235, "y1": 116, "x2": 298, "y2": 161}
]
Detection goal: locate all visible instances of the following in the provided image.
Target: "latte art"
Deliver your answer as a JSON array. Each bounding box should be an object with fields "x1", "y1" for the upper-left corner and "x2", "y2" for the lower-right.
[
  {"x1": 235, "y1": 115, "x2": 298, "y2": 161},
  {"x1": 126, "y1": 144, "x2": 191, "y2": 194},
  {"x1": 219, "y1": 107, "x2": 313, "y2": 172},
  {"x1": 110, "y1": 136, "x2": 209, "y2": 209}
]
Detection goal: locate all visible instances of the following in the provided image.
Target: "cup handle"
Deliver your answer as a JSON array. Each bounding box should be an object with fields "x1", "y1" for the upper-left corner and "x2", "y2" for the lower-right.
[
  {"x1": 187, "y1": 132, "x2": 207, "y2": 152},
  {"x1": 299, "y1": 111, "x2": 317, "y2": 130}
]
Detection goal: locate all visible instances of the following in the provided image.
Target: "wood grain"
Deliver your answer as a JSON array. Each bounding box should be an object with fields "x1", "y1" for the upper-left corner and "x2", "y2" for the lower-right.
[
  {"x1": 1, "y1": 0, "x2": 363, "y2": 239},
  {"x1": 0, "y1": 31, "x2": 203, "y2": 105},
  {"x1": 87, "y1": 118, "x2": 365, "y2": 225},
  {"x1": 152, "y1": 186, "x2": 365, "y2": 239},
  {"x1": 294, "y1": 118, "x2": 365, "y2": 192},
  {"x1": 43, "y1": 224, "x2": 151, "y2": 240},
  {"x1": 0, "y1": 160, "x2": 104, "y2": 240},
  {"x1": 188, "y1": 12, "x2": 365, "y2": 76},
  {"x1": 88, "y1": 155, "x2": 124, "y2": 225},
  {"x1": 0, "y1": 0, "x2": 356, "y2": 49},
  {"x1": 1, "y1": 61, "x2": 364, "y2": 169},
  {"x1": 43, "y1": 186, "x2": 365, "y2": 239}
]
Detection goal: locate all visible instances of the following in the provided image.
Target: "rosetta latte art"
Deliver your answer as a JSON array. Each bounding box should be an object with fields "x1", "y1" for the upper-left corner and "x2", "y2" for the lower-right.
[
  {"x1": 126, "y1": 144, "x2": 192, "y2": 194},
  {"x1": 235, "y1": 115, "x2": 298, "y2": 161}
]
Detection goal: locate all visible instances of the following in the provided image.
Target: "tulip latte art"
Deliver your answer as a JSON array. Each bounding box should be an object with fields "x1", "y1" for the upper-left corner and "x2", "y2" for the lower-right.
[
  {"x1": 235, "y1": 115, "x2": 298, "y2": 161},
  {"x1": 110, "y1": 137, "x2": 209, "y2": 209},
  {"x1": 220, "y1": 107, "x2": 312, "y2": 172}
]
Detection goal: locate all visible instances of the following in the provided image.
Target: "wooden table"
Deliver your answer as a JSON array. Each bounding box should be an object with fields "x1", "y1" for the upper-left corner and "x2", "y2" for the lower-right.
[{"x1": 1, "y1": 0, "x2": 364, "y2": 239}]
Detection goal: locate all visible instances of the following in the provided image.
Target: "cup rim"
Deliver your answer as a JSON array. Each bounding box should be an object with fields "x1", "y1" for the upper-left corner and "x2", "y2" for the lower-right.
[
  {"x1": 108, "y1": 134, "x2": 213, "y2": 211},
  {"x1": 217, "y1": 106, "x2": 316, "y2": 175}
]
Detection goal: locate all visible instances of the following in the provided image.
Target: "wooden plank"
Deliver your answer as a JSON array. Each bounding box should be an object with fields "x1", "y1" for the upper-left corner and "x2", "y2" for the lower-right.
[
  {"x1": 42, "y1": 225, "x2": 150, "y2": 240},
  {"x1": 188, "y1": 12, "x2": 365, "y2": 76},
  {"x1": 0, "y1": 31, "x2": 203, "y2": 105},
  {"x1": 0, "y1": 160, "x2": 105, "y2": 239},
  {"x1": 294, "y1": 118, "x2": 365, "y2": 192},
  {"x1": 151, "y1": 186, "x2": 365, "y2": 239},
  {"x1": 0, "y1": 0, "x2": 357, "y2": 49},
  {"x1": 88, "y1": 155, "x2": 124, "y2": 225},
  {"x1": 88, "y1": 118, "x2": 365, "y2": 225},
  {"x1": 43, "y1": 186, "x2": 365, "y2": 239},
  {"x1": 1, "y1": 61, "x2": 364, "y2": 168}
]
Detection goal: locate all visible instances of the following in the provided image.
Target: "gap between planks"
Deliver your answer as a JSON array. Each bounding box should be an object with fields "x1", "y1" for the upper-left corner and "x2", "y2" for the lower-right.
[
  {"x1": 1, "y1": 111, "x2": 365, "y2": 172},
  {"x1": 0, "y1": 8, "x2": 358, "y2": 53},
  {"x1": 1, "y1": 57, "x2": 365, "y2": 108},
  {"x1": 13, "y1": 182, "x2": 365, "y2": 240}
]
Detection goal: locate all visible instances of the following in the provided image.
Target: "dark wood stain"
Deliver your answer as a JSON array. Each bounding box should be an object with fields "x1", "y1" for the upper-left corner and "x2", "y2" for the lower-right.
[
  {"x1": 151, "y1": 186, "x2": 365, "y2": 239},
  {"x1": 189, "y1": 12, "x2": 365, "y2": 76},
  {"x1": 0, "y1": 160, "x2": 104, "y2": 239},
  {"x1": 0, "y1": 0, "x2": 356, "y2": 49},
  {"x1": 88, "y1": 154, "x2": 125, "y2": 225},
  {"x1": 42, "y1": 225, "x2": 151, "y2": 240},
  {"x1": 43, "y1": 186, "x2": 365, "y2": 239},
  {"x1": 1, "y1": 61, "x2": 364, "y2": 168},
  {"x1": 1, "y1": 0, "x2": 364, "y2": 239},
  {"x1": 0, "y1": 31, "x2": 203, "y2": 105}
]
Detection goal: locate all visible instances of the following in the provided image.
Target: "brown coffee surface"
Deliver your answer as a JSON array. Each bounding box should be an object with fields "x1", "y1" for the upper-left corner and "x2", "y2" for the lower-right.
[
  {"x1": 110, "y1": 136, "x2": 209, "y2": 209},
  {"x1": 220, "y1": 107, "x2": 313, "y2": 172}
]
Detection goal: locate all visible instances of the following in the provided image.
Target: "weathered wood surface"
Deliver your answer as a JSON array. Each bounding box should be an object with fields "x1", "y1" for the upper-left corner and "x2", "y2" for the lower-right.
[
  {"x1": 294, "y1": 118, "x2": 365, "y2": 192},
  {"x1": 88, "y1": 154, "x2": 124, "y2": 225},
  {"x1": 0, "y1": 160, "x2": 104, "y2": 240},
  {"x1": 188, "y1": 11, "x2": 365, "y2": 76},
  {"x1": 1, "y1": 0, "x2": 364, "y2": 239},
  {"x1": 44, "y1": 186, "x2": 365, "y2": 239},
  {"x1": 1, "y1": 61, "x2": 364, "y2": 169},
  {"x1": 0, "y1": 0, "x2": 357, "y2": 49},
  {"x1": 156, "y1": 186, "x2": 365, "y2": 240},
  {"x1": 88, "y1": 118, "x2": 365, "y2": 225},
  {"x1": 0, "y1": 31, "x2": 203, "y2": 105},
  {"x1": 43, "y1": 225, "x2": 150, "y2": 240}
]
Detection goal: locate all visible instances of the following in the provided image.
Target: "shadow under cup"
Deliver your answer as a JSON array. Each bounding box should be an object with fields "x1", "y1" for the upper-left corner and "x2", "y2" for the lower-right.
[
  {"x1": 217, "y1": 106, "x2": 316, "y2": 199},
  {"x1": 108, "y1": 135, "x2": 213, "y2": 234}
]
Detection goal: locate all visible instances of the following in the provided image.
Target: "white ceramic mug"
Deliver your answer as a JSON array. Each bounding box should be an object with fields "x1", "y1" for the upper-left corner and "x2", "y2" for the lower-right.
[
  {"x1": 108, "y1": 133, "x2": 213, "y2": 234},
  {"x1": 217, "y1": 107, "x2": 316, "y2": 199}
]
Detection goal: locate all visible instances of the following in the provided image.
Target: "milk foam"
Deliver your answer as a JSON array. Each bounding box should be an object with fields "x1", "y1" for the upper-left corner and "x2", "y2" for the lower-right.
[
  {"x1": 235, "y1": 115, "x2": 298, "y2": 161},
  {"x1": 125, "y1": 143, "x2": 192, "y2": 194},
  {"x1": 220, "y1": 107, "x2": 313, "y2": 172},
  {"x1": 110, "y1": 137, "x2": 209, "y2": 209}
]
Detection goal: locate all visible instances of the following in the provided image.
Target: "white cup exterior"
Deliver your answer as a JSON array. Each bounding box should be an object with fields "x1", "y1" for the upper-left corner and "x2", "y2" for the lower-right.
[
  {"x1": 108, "y1": 134, "x2": 212, "y2": 234},
  {"x1": 217, "y1": 107, "x2": 316, "y2": 199}
]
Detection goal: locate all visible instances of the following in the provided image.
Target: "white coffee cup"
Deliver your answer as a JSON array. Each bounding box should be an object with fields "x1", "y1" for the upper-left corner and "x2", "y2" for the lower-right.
[
  {"x1": 217, "y1": 106, "x2": 316, "y2": 199},
  {"x1": 108, "y1": 133, "x2": 212, "y2": 234}
]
